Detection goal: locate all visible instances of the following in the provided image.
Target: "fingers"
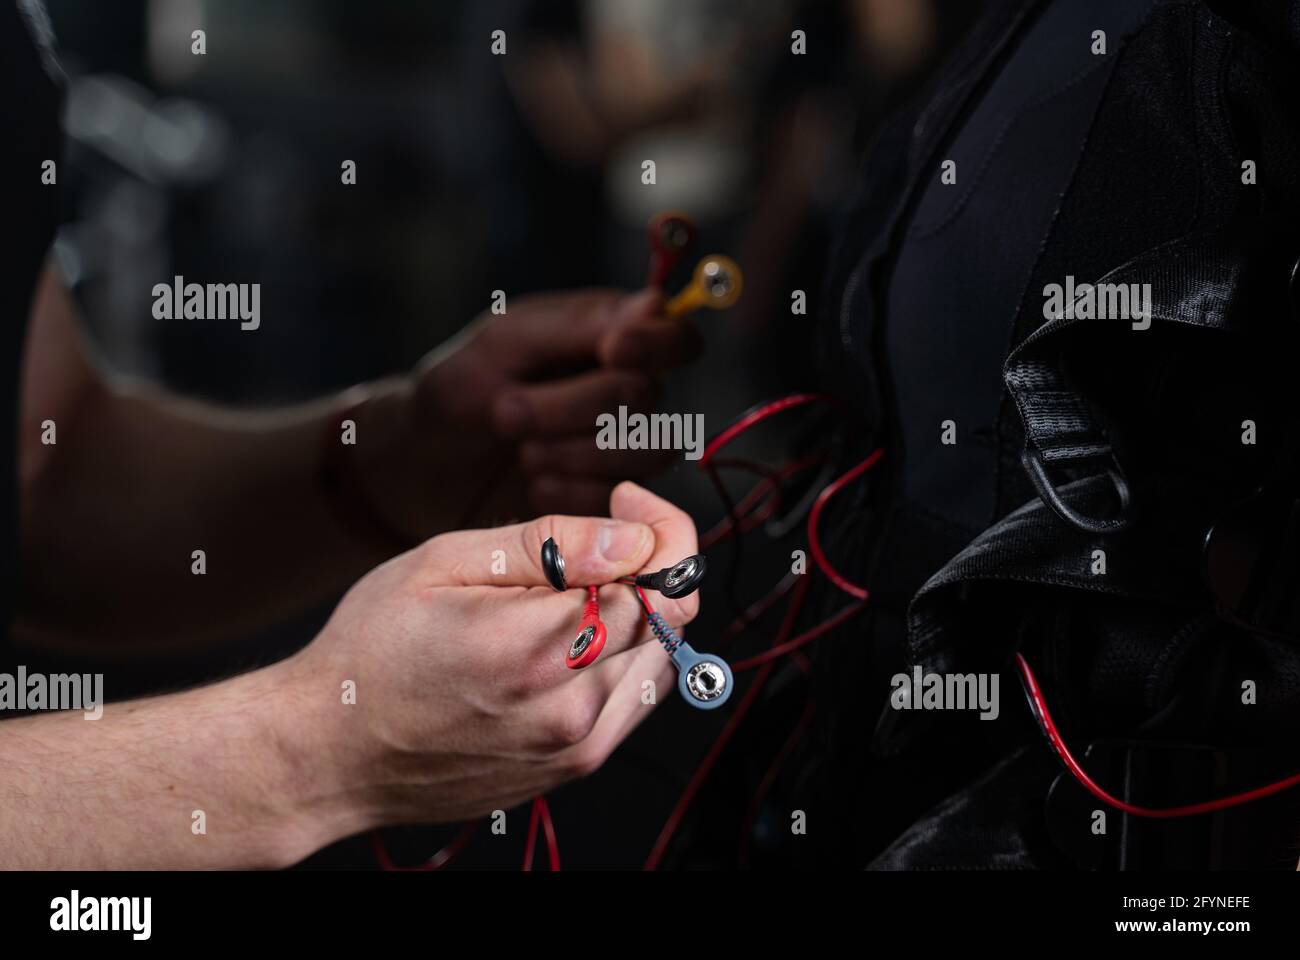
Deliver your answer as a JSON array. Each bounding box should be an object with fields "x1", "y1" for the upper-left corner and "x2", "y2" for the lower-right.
[
  {"x1": 421, "y1": 513, "x2": 654, "y2": 589},
  {"x1": 487, "y1": 288, "x2": 662, "y2": 376},
  {"x1": 587, "y1": 646, "x2": 677, "y2": 757},
  {"x1": 495, "y1": 572, "x2": 659, "y2": 749},
  {"x1": 542, "y1": 641, "x2": 677, "y2": 776},
  {"x1": 600, "y1": 316, "x2": 703, "y2": 373},
  {"x1": 420, "y1": 485, "x2": 700, "y2": 781},
  {"x1": 609, "y1": 482, "x2": 701, "y2": 625},
  {"x1": 492, "y1": 368, "x2": 657, "y2": 440}
]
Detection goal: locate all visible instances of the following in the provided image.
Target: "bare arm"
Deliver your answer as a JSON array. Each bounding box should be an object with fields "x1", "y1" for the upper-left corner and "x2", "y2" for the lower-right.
[
  {"x1": 0, "y1": 487, "x2": 696, "y2": 869},
  {"x1": 17, "y1": 265, "x2": 687, "y2": 653},
  {"x1": 17, "y1": 264, "x2": 393, "y2": 651},
  {"x1": 0, "y1": 657, "x2": 359, "y2": 869}
]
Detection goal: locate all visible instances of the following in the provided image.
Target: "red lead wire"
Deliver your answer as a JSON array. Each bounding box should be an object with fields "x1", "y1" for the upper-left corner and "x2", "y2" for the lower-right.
[
  {"x1": 638, "y1": 401, "x2": 881, "y2": 869},
  {"x1": 698, "y1": 394, "x2": 839, "y2": 466},
  {"x1": 1014, "y1": 651, "x2": 1300, "y2": 818},
  {"x1": 806, "y1": 449, "x2": 884, "y2": 601},
  {"x1": 522, "y1": 795, "x2": 561, "y2": 871}
]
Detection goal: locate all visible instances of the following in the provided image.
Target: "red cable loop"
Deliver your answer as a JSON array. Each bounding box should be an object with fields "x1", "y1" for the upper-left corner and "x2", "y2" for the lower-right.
[
  {"x1": 636, "y1": 384, "x2": 1300, "y2": 867},
  {"x1": 643, "y1": 575, "x2": 813, "y2": 870},
  {"x1": 698, "y1": 393, "x2": 838, "y2": 466},
  {"x1": 522, "y1": 798, "x2": 542, "y2": 871},
  {"x1": 806, "y1": 449, "x2": 884, "y2": 601},
  {"x1": 522, "y1": 795, "x2": 562, "y2": 871},
  {"x1": 1015, "y1": 652, "x2": 1300, "y2": 818},
  {"x1": 536, "y1": 795, "x2": 561, "y2": 871},
  {"x1": 636, "y1": 395, "x2": 878, "y2": 868},
  {"x1": 730, "y1": 601, "x2": 866, "y2": 672}
]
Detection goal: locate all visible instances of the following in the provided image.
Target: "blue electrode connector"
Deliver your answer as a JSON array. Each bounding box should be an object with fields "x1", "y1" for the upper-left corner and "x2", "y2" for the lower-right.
[
  {"x1": 540, "y1": 538, "x2": 733, "y2": 709},
  {"x1": 645, "y1": 611, "x2": 733, "y2": 710}
]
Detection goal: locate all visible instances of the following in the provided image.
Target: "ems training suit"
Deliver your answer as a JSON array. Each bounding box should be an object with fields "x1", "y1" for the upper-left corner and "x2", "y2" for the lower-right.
[{"x1": 805, "y1": 0, "x2": 1300, "y2": 869}]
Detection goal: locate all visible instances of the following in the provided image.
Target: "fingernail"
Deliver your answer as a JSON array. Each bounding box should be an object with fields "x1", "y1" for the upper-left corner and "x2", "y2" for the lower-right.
[
  {"x1": 598, "y1": 520, "x2": 649, "y2": 563},
  {"x1": 493, "y1": 392, "x2": 534, "y2": 437}
]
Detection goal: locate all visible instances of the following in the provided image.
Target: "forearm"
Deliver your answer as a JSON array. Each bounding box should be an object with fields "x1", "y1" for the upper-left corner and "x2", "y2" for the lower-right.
[
  {"x1": 0, "y1": 656, "x2": 365, "y2": 869},
  {"x1": 19, "y1": 374, "x2": 405, "y2": 650},
  {"x1": 16, "y1": 263, "x2": 422, "y2": 649}
]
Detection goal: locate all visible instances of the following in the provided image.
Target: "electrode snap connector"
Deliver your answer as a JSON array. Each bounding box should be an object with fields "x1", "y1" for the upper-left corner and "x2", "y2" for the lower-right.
[
  {"x1": 642, "y1": 608, "x2": 734, "y2": 710},
  {"x1": 635, "y1": 554, "x2": 707, "y2": 599},
  {"x1": 685, "y1": 659, "x2": 729, "y2": 704},
  {"x1": 646, "y1": 212, "x2": 698, "y2": 288},
  {"x1": 540, "y1": 537, "x2": 567, "y2": 592},
  {"x1": 537, "y1": 537, "x2": 730, "y2": 706},
  {"x1": 566, "y1": 585, "x2": 607, "y2": 669},
  {"x1": 664, "y1": 256, "x2": 744, "y2": 319},
  {"x1": 570, "y1": 625, "x2": 596, "y2": 659}
]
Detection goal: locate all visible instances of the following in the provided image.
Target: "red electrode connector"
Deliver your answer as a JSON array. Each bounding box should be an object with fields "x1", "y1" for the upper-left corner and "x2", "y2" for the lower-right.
[
  {"x1": 566, "y1": 585, "x2": 607, "y2": 669},
  {"x1": 646, "y1": 212, "x2": 697, "y2": 288}
]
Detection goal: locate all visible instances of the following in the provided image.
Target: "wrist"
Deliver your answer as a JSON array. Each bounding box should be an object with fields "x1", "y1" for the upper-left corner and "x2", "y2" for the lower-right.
[
  {"x1": 350, "y1": 372, "x2": 506, "y2": 538},
  {"x1": 318, "y1": 384, "x2": 423, "y2": 554},
  {"x1": 255, "y1": 652, "x2": 382, "y2": 866}
]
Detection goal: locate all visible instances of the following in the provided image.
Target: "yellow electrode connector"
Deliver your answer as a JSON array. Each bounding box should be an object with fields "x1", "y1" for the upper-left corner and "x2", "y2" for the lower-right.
[{"x1": 664, "y1": 255, "x2": 743, "y2": 319}]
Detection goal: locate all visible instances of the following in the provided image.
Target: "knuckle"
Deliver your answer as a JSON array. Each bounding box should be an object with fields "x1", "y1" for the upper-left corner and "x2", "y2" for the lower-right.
[
  {"x1": 543, "y1": 694, "x2": 601, "y2": 751},
  {"x1": 413, "y1": 535, "x2": 445, "y2": 569},
  {"x1": 409, "y1": 533, "x2": 475, "y2": 588},
  {"x1": 521, "y1": 514, "x2": 562, "y2": 578},
  {"x1": 530, "y1": 514, "x2": 562, "y2": 546}
]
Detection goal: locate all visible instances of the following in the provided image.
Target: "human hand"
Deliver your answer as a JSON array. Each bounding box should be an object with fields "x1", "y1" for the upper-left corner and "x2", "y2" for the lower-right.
[
  {"x1": 353, "y1": 288, "x2": 702, "y2": 539},
  {"x1": 288, "y1": 482, "x2": 698, "y2": 829}
]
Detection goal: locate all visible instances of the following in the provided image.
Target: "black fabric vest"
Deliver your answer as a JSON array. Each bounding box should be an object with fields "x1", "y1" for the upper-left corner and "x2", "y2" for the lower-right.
[{"x1": 805, "y1": 0, "x2": 1300, "y2": 868}]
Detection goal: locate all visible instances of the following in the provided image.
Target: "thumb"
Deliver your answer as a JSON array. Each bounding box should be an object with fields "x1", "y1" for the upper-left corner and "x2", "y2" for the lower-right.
[{"x1": 421, "y1": 515, "x2": 654, "y2": 589}]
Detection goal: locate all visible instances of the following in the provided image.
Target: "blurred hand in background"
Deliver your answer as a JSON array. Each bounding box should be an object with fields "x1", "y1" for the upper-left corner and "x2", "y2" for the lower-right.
[{"x1": 351, "y1": 285, "x2": 702, "y2": 535}]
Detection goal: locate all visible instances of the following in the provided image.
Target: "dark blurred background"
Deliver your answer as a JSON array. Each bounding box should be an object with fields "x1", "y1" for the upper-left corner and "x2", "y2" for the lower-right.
[{"x1": 43, "y1": 0, "x2": 978, "y2": 869}]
